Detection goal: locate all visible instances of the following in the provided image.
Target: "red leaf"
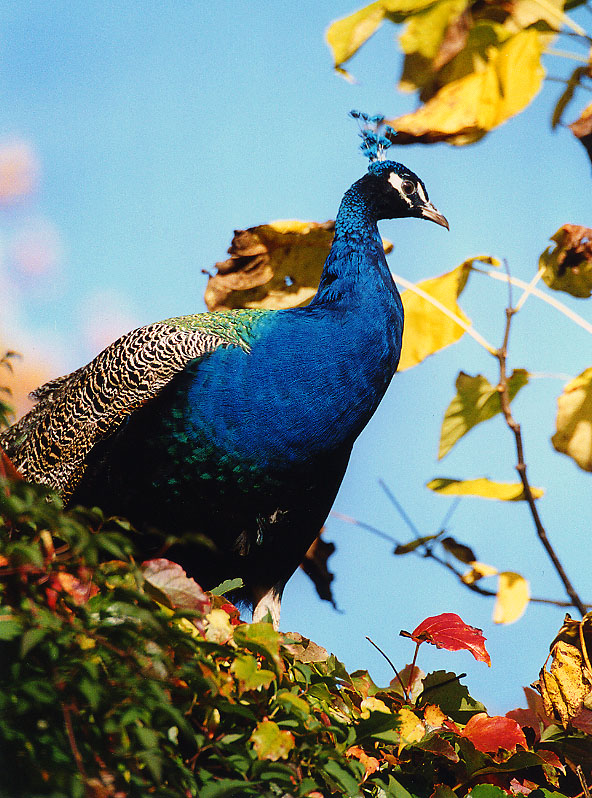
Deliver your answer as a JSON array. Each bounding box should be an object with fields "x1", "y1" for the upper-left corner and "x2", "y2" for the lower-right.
[
  {"x1": 142, "y1": 558, "x2": 211, "y2": 614},
  {"x1": 571, "y1": 708, "x2": 592, "y2": 734},
  {"x1": 536, "y1": 749, "x2": 565, "y2": 773},
  {"x1": 0, "y1": 446, "x2": 23, "y2": 485},
  {"x1": 49, "y1": 572, "x2": 99, "y2": 605},
  {"x1": 461, "y1": 713, "x2": 527, "y2": 753},
  {"x1": 407, "y1": 613, "x2": 491, "y2": 665},
  {"x1": 220, "y1": 601, "x2": 242, "y2": 626}
]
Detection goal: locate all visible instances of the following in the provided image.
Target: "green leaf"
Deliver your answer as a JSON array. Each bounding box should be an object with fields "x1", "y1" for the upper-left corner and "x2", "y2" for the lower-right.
[
  {"x1": 384, "y1": 776, "x2": 417, "y2": 798},
  {"x1": 469, "y1": 786, "x2": 513, "y2": 798},
  {"x1": 552, "y1": 366, "x2": 592, "y2": 471},
  {"x1": 234, "y1": 622, "x2": 283, "y2": 675},
  {"x1": 0, "y1": 616, "x2": 24, "y2": 640},
  {"x1": 199, "y1": 779, "x2": 255, "y2": 798},
  {"x1": 439, "y1": 370, "x2": 529, "y2": 458},
  {"x1": 230, "y1": 654, "x2": 276, "y2": 692},
  {"x1": 19, "y1": 627, "x2": 48, "y2": 658},
  {"x1": 427, "y1": 477, "x2": 544, "y2": 501},
  {"x1": 322, "y1": 758, "x2": 361, "y2": 794},
  {"x1": 250, "y1": 720, "x2": 295, "y2": 761},
  {"x1": 420, "y1": 670, "x2": 486, "y2": 723},
  {"x1": 210, "y1": 577, "x2": 244, "y2": 596},
  {"x1": 273, "y1": 688, "x2": 311, "y2": 717}
]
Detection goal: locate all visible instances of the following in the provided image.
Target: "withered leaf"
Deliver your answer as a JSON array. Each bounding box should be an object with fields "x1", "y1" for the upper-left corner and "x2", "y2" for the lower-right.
[
  {"x1": 441, "y1": 535, "x2": 476, "y2": 564},
  {"x1": 300, "y1": 532, "x2": 337, "y2": 608},
  {"x1": 540, "y1": 224, "x2": 592, "y2": 298},
  {"x1": 205, "y1": 220, "x2": 392, "y2": 311},
  {"x1": 537, "y1": 640, "x2": 592, "y2": 726},
  {"x1": 569, "y1": 101, "x2": 592, "y2": 166}
]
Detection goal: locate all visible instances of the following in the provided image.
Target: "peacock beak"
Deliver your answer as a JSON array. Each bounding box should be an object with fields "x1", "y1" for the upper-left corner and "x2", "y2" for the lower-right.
[{"x1": 420, "y1": 202, "x2": 449, "y2": 230}]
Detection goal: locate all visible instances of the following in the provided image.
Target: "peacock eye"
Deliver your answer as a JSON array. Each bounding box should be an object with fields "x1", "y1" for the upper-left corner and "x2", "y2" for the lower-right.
[{"x1": 401, "y1": 180, "x2": 416, "y2": 196}]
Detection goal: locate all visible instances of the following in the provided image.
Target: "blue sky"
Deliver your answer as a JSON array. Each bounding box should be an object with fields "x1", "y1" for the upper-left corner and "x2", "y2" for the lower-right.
[{"x1": 1, "y1": 1, "x2": 591, "y2": 713}]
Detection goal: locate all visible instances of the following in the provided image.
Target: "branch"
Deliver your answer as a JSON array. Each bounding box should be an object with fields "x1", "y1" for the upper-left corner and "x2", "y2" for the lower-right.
[
  {"x1": 61, "y1": 702, "x2": 89, "y2": 793},
  {"x1": 332, "y1": 508, "x2": 591, "y2": 609},
  {"x1": 496, "y1": 268, "x2": 587, "y2": 616},
  {"x1": 479, "y1": 269, "x2": 592, "y2": 336}
]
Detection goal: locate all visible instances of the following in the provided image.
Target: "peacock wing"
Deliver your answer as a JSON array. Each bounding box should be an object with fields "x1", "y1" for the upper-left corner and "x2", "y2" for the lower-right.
[{"x1": 0, "y1": 310, "x2": 264, "y2": 501}]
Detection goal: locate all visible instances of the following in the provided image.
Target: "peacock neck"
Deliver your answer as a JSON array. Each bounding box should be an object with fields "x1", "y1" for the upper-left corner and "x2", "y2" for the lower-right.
[
  {"x1": 333, "y1": 182, "x2": 380, "y2": 241},
  {"x1": 309, "y1": 181, "x2": 392, "y2": 307}
]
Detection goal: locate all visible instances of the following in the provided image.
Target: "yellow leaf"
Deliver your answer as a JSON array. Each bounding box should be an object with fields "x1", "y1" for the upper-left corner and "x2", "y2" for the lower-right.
[
  {"x1": 391, "y1": 29, "x2": 544, "y2": 144},
  {"x1": 326, "y1": 2, "x2": 388, "y2": 73},
  {"x1": 462, "y1": 561, "x2": 499, "y2": 585},
  {"x1": 326, "y1": 0, "x2": 437, "y2": 72},
  {"x1": 250, "y1": 720, "x2": 295, "y2": 761},
  {"x1": 398, "y1": 261, "x2": 471, "y2": 371},
  {"x1": 423, "y1": 703, "x2": 447, "y2": 729},
  {"x1": 204, "y1": 608, "x2": 234, "y2": 644},
  {"x1": 493, "y1": 571, "x2": 530, "y2": 624},
  {"x1": 360, "y1": 696, "x2": 391, "y2": 717},
  {"x1": 396, "y1": 706, "x2": 426, "y2": 752},
  {"x1": 552, "y1": 367, "x2": 592, "y2": 471},
  {"x1": 398, "y1": 0, "x2": 472, "y2": 92},
  {"x1": 538, "y1": 641, "x2": 592, "y2": 726},
  {"x1": 427, "y1": 477, "x2": 544, "y2": 501},
  {"x1": 439, "y1": 370, "x2": 529, "y2": 459},
  {"x1": 205, "y1": 220, "x2": 392, "y2": 312}
]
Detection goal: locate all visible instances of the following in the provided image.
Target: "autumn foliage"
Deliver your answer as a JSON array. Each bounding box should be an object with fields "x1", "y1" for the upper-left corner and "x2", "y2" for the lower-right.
[{"x1": 0, "y1": 473, "x2": 591, "y2": 797}]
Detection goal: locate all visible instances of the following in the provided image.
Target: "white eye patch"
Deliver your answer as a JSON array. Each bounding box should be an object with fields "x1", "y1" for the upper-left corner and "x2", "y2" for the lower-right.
[
  {"x1": 387, "y1": 172, "x2": 411, "y2": 204},
  {"x1": 388, "y1": 172, "x2": 429, "y2": 206}
]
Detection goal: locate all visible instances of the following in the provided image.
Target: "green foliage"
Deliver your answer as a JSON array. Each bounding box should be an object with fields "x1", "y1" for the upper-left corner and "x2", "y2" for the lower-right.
[{"x1": 0, "y1": 477, "x2": 589, "y2": 797}]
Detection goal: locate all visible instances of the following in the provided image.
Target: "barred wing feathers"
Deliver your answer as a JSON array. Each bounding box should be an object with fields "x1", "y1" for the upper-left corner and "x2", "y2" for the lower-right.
[{"x1": 0, "y1": 311, "x2": 263, "y2": 500}]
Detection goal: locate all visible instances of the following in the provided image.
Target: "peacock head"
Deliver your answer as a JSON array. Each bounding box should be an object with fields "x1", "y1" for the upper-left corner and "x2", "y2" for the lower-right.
[
  {"x1": 350, "y1": 110, "x2": 449, "y2": 229},
  {"x1": 363, "y1": 160, "x2": 449, "y2": 228}
]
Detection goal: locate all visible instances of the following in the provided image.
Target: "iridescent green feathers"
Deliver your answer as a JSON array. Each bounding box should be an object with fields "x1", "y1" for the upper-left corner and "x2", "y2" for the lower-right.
[{"x1": 0, "y1": 311, "x2": 264, "y2": 500}]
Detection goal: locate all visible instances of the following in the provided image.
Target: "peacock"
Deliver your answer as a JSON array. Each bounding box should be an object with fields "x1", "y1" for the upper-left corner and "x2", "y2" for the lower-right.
[{"x1": 0, "y1": 113, "x2": 448, "y2": 627}]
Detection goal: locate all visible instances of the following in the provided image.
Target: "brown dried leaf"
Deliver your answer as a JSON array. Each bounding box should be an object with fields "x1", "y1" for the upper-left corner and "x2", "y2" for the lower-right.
[
  {"x1": 540, "y1": 224, "x2": 592, "y2": 298},
  {"x1": 282, "y1": 632, "x2": 329, "y2": 663},
  {"x1": 569, "y1": 101, "x2": 592, "y2": 165},
  {"x1": 205, "y1": 220, "x2": 393, "y2": 311},
  {"x1": 300, "y1": 532, "x2": 337, "y2": 608}
]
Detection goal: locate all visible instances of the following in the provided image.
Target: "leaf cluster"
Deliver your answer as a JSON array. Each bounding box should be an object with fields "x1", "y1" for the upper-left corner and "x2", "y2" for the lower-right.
[
  {"x1": 326, "y1": 0, "x2": 592, "y2": 158},
  {"x1": 1, "y1": 477, "x2": 591, "y2": 798}
]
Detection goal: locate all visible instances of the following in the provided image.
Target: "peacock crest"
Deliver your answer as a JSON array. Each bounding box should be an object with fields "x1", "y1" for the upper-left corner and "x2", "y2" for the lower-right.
[{"x1": 350, "y1": 110, "x2": 397, "y2": 163}]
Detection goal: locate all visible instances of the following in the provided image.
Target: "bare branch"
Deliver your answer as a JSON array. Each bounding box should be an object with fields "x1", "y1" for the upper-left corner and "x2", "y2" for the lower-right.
[
  {"x1": 496, "y1": 266, "x2": 587, "y2": 616},
  {"x1": 334, "y1": 505, "x2": 591, "y2": 609}
]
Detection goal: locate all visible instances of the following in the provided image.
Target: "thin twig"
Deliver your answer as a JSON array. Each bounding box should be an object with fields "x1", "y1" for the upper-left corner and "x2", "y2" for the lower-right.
[
  {"x1": 62, "y1": 702, "x2": 88, "y2": 789},
  {"x1": 496, "y1": 266, "x2": 587, "y2": 616},
  {"x1": 532, "y1": 0, "x2": 588, "y2": 35},
  {"x1": 366, "y1": 635, "x2": 410, "y2": 701},
  {"x1": 546, "y1": 47, "x2": 592, "y2": 62},
  {"x1": 577, "y1": 765, "x2": 591, "y2": 798},
  {"x1": 514, "y1": 267, "x2": 544, "y2": 312},
  {"x1": 479, "y1": 269, "x2": 592, "y2": 335},
  {"x1": 379, "y1": 478, "x2": 421, "y2": 539},
  {"x1": 333, "y1": 507, "x2": 591, "y2": 608}
]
